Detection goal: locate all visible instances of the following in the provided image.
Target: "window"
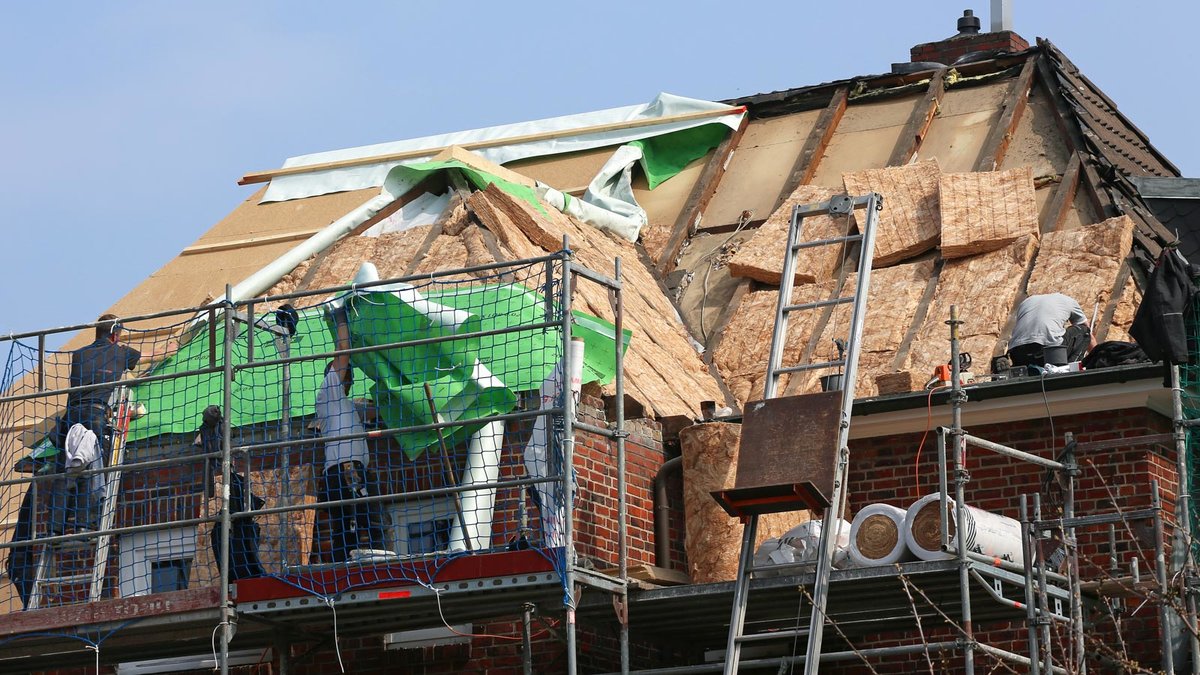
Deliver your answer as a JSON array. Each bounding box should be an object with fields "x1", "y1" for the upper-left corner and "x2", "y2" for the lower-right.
[
  {"x1": 118, "y1": 527, "x2": 197, "y2": 597},
  {"x1": 386, "y1": 498, "x2": 458, "y2": 557},
  {"x1": 149, "y1": 559, "x2": 191, "y2": 594},
  {"x1": 407, "y1": 518, "x2": 452, "y2": 555}
]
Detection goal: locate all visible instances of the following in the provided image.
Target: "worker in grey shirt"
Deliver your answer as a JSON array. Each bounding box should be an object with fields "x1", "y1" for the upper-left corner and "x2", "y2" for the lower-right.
[{"x1": 1006, "y1": 293, "x2": 1098, "y2": 367}]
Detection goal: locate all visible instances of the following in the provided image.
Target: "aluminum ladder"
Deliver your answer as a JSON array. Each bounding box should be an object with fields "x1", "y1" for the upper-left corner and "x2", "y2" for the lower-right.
[
  {"x1": 30, "y1": 385, "x2": 134, "y2": 608},
  {"x1": 719, "y1": 192, "x2": 882, "y2": 675}
]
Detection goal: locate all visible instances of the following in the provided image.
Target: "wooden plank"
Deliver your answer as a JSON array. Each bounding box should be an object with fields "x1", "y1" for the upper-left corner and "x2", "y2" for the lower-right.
[
  {"x1": 599, "y1": 564, "x2": 690, "y2": 587},
  {"x1": 888, "y1": 69, "x2": 946, "y2": 166},
  {"x1": 703, "y1": 278, "x2": 751, "y2": 360},
  {"x1": 240, "y1": 106, "x2": 747, "y2": 185},
  {"x1": 775, "y1": 86, "x2": 848, "y2": 201},
  {"x1": 180, "y1": 229, "x2": 325, "y2": 256},
  {"x1": 974, "y1": 57, "x2": 1037, "y2": 171},
  {"x1": 656, "y1": 115, "x2": 749, "y2": 274},
  {"x1": 1040, "y1": 152, "x2": 1082, "y2": 233}
]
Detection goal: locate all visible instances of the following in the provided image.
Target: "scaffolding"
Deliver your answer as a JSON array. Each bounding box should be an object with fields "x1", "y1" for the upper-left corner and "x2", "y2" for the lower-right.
[
  {"x1": 586, "y1": 307, "x2": 1200, "y2": 674},
  {"x1": 0, "y1": 245, "x2": 640, "y2": 674}
]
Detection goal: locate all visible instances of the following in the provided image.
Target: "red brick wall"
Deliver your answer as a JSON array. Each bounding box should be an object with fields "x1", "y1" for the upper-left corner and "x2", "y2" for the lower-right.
[{"x1": 910, "y1": 31, "x2": 1030, "y2": 65}]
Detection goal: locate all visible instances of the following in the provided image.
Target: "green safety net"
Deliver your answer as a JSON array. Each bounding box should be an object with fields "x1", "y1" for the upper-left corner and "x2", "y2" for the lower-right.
[
  {"x1": 125, "y1": 283, "x2": 629, "y2": 458},
  {"x1": 1182, "y1": 293, "x2": 1200, "y2": 558}
]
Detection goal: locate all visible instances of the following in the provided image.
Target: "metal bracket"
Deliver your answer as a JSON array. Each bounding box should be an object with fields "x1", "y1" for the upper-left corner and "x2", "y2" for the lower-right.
[
  {"x1": 828, "y1": 195, "x2": 853, "y2": 215},
  {"x1": 612, "y1": 595, "x2": 628, "y2": 626}
]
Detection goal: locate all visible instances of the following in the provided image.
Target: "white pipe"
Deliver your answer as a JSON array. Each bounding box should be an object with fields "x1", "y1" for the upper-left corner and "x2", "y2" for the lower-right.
[{"x1": 449, "y1": 420, "x2": 506, "y2": 552}]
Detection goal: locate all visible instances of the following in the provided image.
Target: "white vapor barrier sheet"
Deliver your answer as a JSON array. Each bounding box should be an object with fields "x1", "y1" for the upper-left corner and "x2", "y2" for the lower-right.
[
  {"x1": 754, "y1": 518, "x2": 853, "y2": 572},
  {"x1": 449, "y1": 420, "x2": 506, "y2": 552},
  {"x1": 361, "y1": 190, "x2": 451, "y2": 238},
  {"x1": 904, "y1": 493, "x2": 1025, "y2": 565},
  {"x1": 524, "y1": 339, "x2": 586, "y2": 548},
  {"x1": 848, "y1": 503, "x2": 916, "y2": 567},
  {"x1": 262, "y1": 93, "x2": 744, "y2": 203}
]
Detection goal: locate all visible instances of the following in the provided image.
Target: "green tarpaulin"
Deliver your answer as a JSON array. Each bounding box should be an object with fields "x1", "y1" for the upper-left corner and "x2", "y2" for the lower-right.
[
  {"x1": 126, "y1": 283, "x2": 629, "y2": 459},
  {"x1": 631, "y1": 123, "x2": 730, "y2": 190}
]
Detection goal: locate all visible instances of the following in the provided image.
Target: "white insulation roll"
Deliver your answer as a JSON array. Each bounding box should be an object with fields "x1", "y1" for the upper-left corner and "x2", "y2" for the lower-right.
[
  {"x1": 904, "y1": 493, "x2": 1024, "y2": 566},
  {"x1": 849, "y1": 503, "x2": 915, "y2": 567}
]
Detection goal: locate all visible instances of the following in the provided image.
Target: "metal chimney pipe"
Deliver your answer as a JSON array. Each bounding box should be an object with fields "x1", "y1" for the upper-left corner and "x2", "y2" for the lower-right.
[
  {"x1": 991, "y1": 0, "x2": 1013, "y2": 31},
  {"x1": 957, "y1": 9, "x2": 981, "y2": 35}
]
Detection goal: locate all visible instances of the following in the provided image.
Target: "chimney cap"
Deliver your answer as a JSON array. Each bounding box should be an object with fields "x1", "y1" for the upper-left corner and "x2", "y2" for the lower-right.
[{"x1": 957, "y1": 9, "x2": 981, "y2": 35}]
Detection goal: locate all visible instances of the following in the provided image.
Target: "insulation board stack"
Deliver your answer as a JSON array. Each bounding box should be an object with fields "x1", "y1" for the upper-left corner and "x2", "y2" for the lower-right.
[
  {"x1": 726, "y1": 184, "x2": 855, "y2": 286},
  {"x1": 680, "y1": 422, "x2": 802, "y2": 583},
  {"x1": 842, "y1": 159, "x2": 941, "y2": 267},
  {"x1": 938, "y1": 166, "x2": 1039, "y2": 259}
]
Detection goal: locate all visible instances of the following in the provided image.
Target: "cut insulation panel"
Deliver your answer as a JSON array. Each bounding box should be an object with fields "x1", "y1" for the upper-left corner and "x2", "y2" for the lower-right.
[
  {"x1": 469, "y1": 185, "x2": 725, "y2": 418},
  {"x1": 1025, "y1": 215, "x2": 1134, "y2": 324},
  {"x1": 796, "y1": 260, "x2": 935, "y2": 397},
  {"x1": 905, "y1": 236, "x2": 1037, "y2": 379},
  {"x1": 842, "y1": 159, "x2": 941, "y2": 267},
  {"x1": 726, "y1": 184, "x2": 855, "y2": 286},
  {"x1": 680, "y1": 422, "x2": 806, "y2": 583},
  {"x1": 939, "y1": 166, "x2": 1039, "y2": 259},
  {"x1": 713, "y1": 280, "x2": 839, "y2": 406},
  {"x1": 1106, "y1": 274, "x2": 1141, "y2": 343}
]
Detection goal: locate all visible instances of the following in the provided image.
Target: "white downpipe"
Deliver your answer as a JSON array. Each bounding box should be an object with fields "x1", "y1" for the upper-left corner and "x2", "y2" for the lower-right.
[{"x1": 449, "y1": 420, "x2": 506, "y2": 552}]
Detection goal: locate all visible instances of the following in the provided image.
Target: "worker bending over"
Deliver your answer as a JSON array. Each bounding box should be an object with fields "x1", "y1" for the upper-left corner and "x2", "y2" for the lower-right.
[
  {"x1": 1006, "y1": 293, "x2": 1097, "y2": 368},
  {"x1": 316, "y1": 307, "x2": 384, "y2": 562}
]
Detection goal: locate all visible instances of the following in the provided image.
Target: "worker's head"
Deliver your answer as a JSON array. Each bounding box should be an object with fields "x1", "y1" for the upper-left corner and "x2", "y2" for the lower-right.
[{"x1": 96, "y1": 314, "x2": 122, "y2": 342}]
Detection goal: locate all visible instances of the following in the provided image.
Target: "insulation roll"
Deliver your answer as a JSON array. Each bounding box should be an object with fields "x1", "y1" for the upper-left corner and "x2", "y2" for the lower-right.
[
  {"x1": 904, "y1": 493, "x2": 1024, "y2": 566},
  {"x1": 849, "y1": 503, "x2": 915, "y2": 567}
]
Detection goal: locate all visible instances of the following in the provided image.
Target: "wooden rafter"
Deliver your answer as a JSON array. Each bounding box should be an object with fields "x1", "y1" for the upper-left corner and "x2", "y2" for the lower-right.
[
  {"x1": 1039, "y1": 152, "x2": 1082, "y2": 234},
  {"x1": 1033, "y1": 52, "x2": 1112, "y2": 219},
  {"x1": 974, "y1": 57, "x2": 1037, "y2": 171},
  {"x1": 656, "y1": 115, "x2": 749, "y2": 274},
  {"x1": 888, "y1": 69, "x2": 946, "y2": 166},
  {"x1": 774, "y1": 86, "x2": 848, "y2": 202}
]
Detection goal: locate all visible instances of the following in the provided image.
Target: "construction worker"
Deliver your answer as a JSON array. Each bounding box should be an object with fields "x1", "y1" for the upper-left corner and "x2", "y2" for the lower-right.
[
  {"x1": 1006, "y1": 293, "x2": 1098, "y2": 368},
  {"x1": 315, "y1": 307, "x2": 384, "y2": 562},
  {"x1": 51, "y1": 314, "x2": 141, "y2": 533}
]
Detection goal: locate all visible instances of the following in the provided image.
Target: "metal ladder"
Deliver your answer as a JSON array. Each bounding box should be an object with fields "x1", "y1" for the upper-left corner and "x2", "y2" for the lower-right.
[
  {"x1": 30, "y1": 385, "x2": 133, "y2": 608},
  {"x1": 720, "y1": 193, "x2": 882, "y2": 674}
]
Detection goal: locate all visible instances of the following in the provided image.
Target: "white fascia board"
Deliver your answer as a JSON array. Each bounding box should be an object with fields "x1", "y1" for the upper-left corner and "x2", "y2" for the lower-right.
[{"x1": 849, "y1": 378, "x2": 1166, "y2": 440}]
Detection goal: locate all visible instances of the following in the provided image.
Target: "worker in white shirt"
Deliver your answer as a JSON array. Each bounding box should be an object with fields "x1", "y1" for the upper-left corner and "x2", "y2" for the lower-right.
[
  {"x1": 315, "y1": 307, "x2": 384, "y2": 562},
  {"x1": 1006, "y1": 293, "x2": 1098, "y2": 367}
]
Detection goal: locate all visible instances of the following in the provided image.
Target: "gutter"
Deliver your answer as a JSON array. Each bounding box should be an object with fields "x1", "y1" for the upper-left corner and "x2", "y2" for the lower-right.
[{"x1": 653, "y1": 455, "x2": 683, "y2": 569}]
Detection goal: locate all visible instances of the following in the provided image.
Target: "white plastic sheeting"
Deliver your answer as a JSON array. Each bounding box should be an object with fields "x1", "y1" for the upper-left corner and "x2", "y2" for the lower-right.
[
  {"x1": 904, "y1": 493, "x2": 1025, "y2": 565},
  {"x1": 848, "y1": 503, "x2": 916, "y2": 567},
  {"x1": 753, "y1": 518, "x2": 854, "y2": 572},
  {"x1": 261, "y1": 93, "x2": 744, "y2": 204},
  {"x1": 524, "y1": 339, "x2": 586, "y2": 548},
  {"x1": 361, "y1": 191, "x2": 451, "y2": 238},
  {"x1": 449, "y1": 421, "x2": 506, "y2": 552},
  {"x1": 537, "y1": 183, "x2": 642, "y2": 242}
]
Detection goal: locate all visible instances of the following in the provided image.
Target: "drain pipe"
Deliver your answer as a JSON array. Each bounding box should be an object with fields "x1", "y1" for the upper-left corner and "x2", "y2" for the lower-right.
[{"x1": 653, "y1": 455, "x2": 683, "y2": 568}]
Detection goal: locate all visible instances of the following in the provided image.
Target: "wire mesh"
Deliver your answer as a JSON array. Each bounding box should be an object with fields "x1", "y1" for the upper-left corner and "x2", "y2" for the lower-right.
[
  {"x1": 1181, "y1": 293, "x2": 1200, "y2": 557},
  {"x1": 0, "y1": 253, "x2": 626, "y2": 632}
]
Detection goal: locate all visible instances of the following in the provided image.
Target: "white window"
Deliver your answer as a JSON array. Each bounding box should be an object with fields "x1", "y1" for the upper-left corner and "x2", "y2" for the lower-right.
[
  {"x1": 118, "y1": 527, "x2": 197, "y2": 598},
  {"x1": 385, "y1": 498, "x2": 458, "y2": 557},
  {"x1": 116, "y1": 649, "x2": 271, "y2": 674}
]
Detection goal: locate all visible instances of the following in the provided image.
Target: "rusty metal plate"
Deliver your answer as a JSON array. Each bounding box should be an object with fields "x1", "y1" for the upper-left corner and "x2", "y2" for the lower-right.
[{"x1": 734, "y1": 391, "x2": 840, "y2": 507}]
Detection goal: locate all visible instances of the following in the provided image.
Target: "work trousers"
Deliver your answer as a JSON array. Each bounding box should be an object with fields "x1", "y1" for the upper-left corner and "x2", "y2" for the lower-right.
[
  {"x1": 50, "y1": 403, "x2": 110, "y2": 534},
  {"x1": 319, "y1": 461, "x2": 385, "y2": 563},
  {"x1": 1008, "y1": 324, "x2": 1091, "y2": 368}
]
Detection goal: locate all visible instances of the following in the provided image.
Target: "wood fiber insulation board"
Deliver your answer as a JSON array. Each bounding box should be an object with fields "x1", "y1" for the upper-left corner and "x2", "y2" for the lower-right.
[
  {"x1": 726, "y1": 185, "x2": 855, "y2": 286},
  {"x1": 713, "y1": 281, "x2": 839, "y2": 406},
  {"x1": 409, "y1": 225, "x2": 503, "y2": 282},
  {"x1": 681, "y1": 422, "x2": 805, "y2": 583},
  {"x1": 1025, "y1": 215, "x2": 1135, "y2": 323},
  {"x1": 998, "y1": 86, "x2": 1071, "y2": 179},
  {"x1": 842, "y1": 159, "x2": 942, "y2": 267},
  {"x1": 469, "y1": 185, "x2": 724, "y2": 418},
  {"x1": 292, "y1": 225, "x2": 433, "y2": 295},
  {"x1": 503, "y1": 147, "x2": 615, "y2": 192},
  {"x1": 704, "y1": 111, "x2": 822, "y2": 227},
  {"x1": 797, "y1": 261, "x2": 936, "y2": 397},
  {"x1": 905, "y1": 236, "x2": 1038, "y2": 379},
  {"x1": 913, "y1": 81, "x2": 1010, "y2": 172},
  {"x1": 1106, "y1": 275, "x2": 1142, "y2": 343},
  {"x1": 193, "y1": 187, "x2": 380, "y2": 246},
  {"x1": 939, "y1": 166, "x2": 1039, "y2": 259},
  {"x1": 636, "y1": 154, "x2": 710, "y2": 264},
  {"x1": 810, "y1": 95, "x2": 923, "y2": 189}
]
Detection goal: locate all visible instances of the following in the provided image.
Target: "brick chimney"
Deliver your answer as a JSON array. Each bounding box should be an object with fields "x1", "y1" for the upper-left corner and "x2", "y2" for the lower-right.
[{"x1": 910, "y1": 9, "x2": 1029, "y2": 65}]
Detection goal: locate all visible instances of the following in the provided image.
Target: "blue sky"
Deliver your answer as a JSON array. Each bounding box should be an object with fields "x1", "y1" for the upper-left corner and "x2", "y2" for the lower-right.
[{"x1": 1, "y1": 1, "x2": 1196, "y2": 345}]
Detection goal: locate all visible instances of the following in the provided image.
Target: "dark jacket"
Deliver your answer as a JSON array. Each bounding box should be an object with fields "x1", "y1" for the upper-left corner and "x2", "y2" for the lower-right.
[{"x1": 1130, "y1": 249, "x2": 1196, "y2": 364}]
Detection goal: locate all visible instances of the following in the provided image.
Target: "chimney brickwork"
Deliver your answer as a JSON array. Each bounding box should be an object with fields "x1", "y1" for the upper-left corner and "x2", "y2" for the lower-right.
[{"x1": 910, "y1": 30, "x2": 1029, "y2": 65}]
